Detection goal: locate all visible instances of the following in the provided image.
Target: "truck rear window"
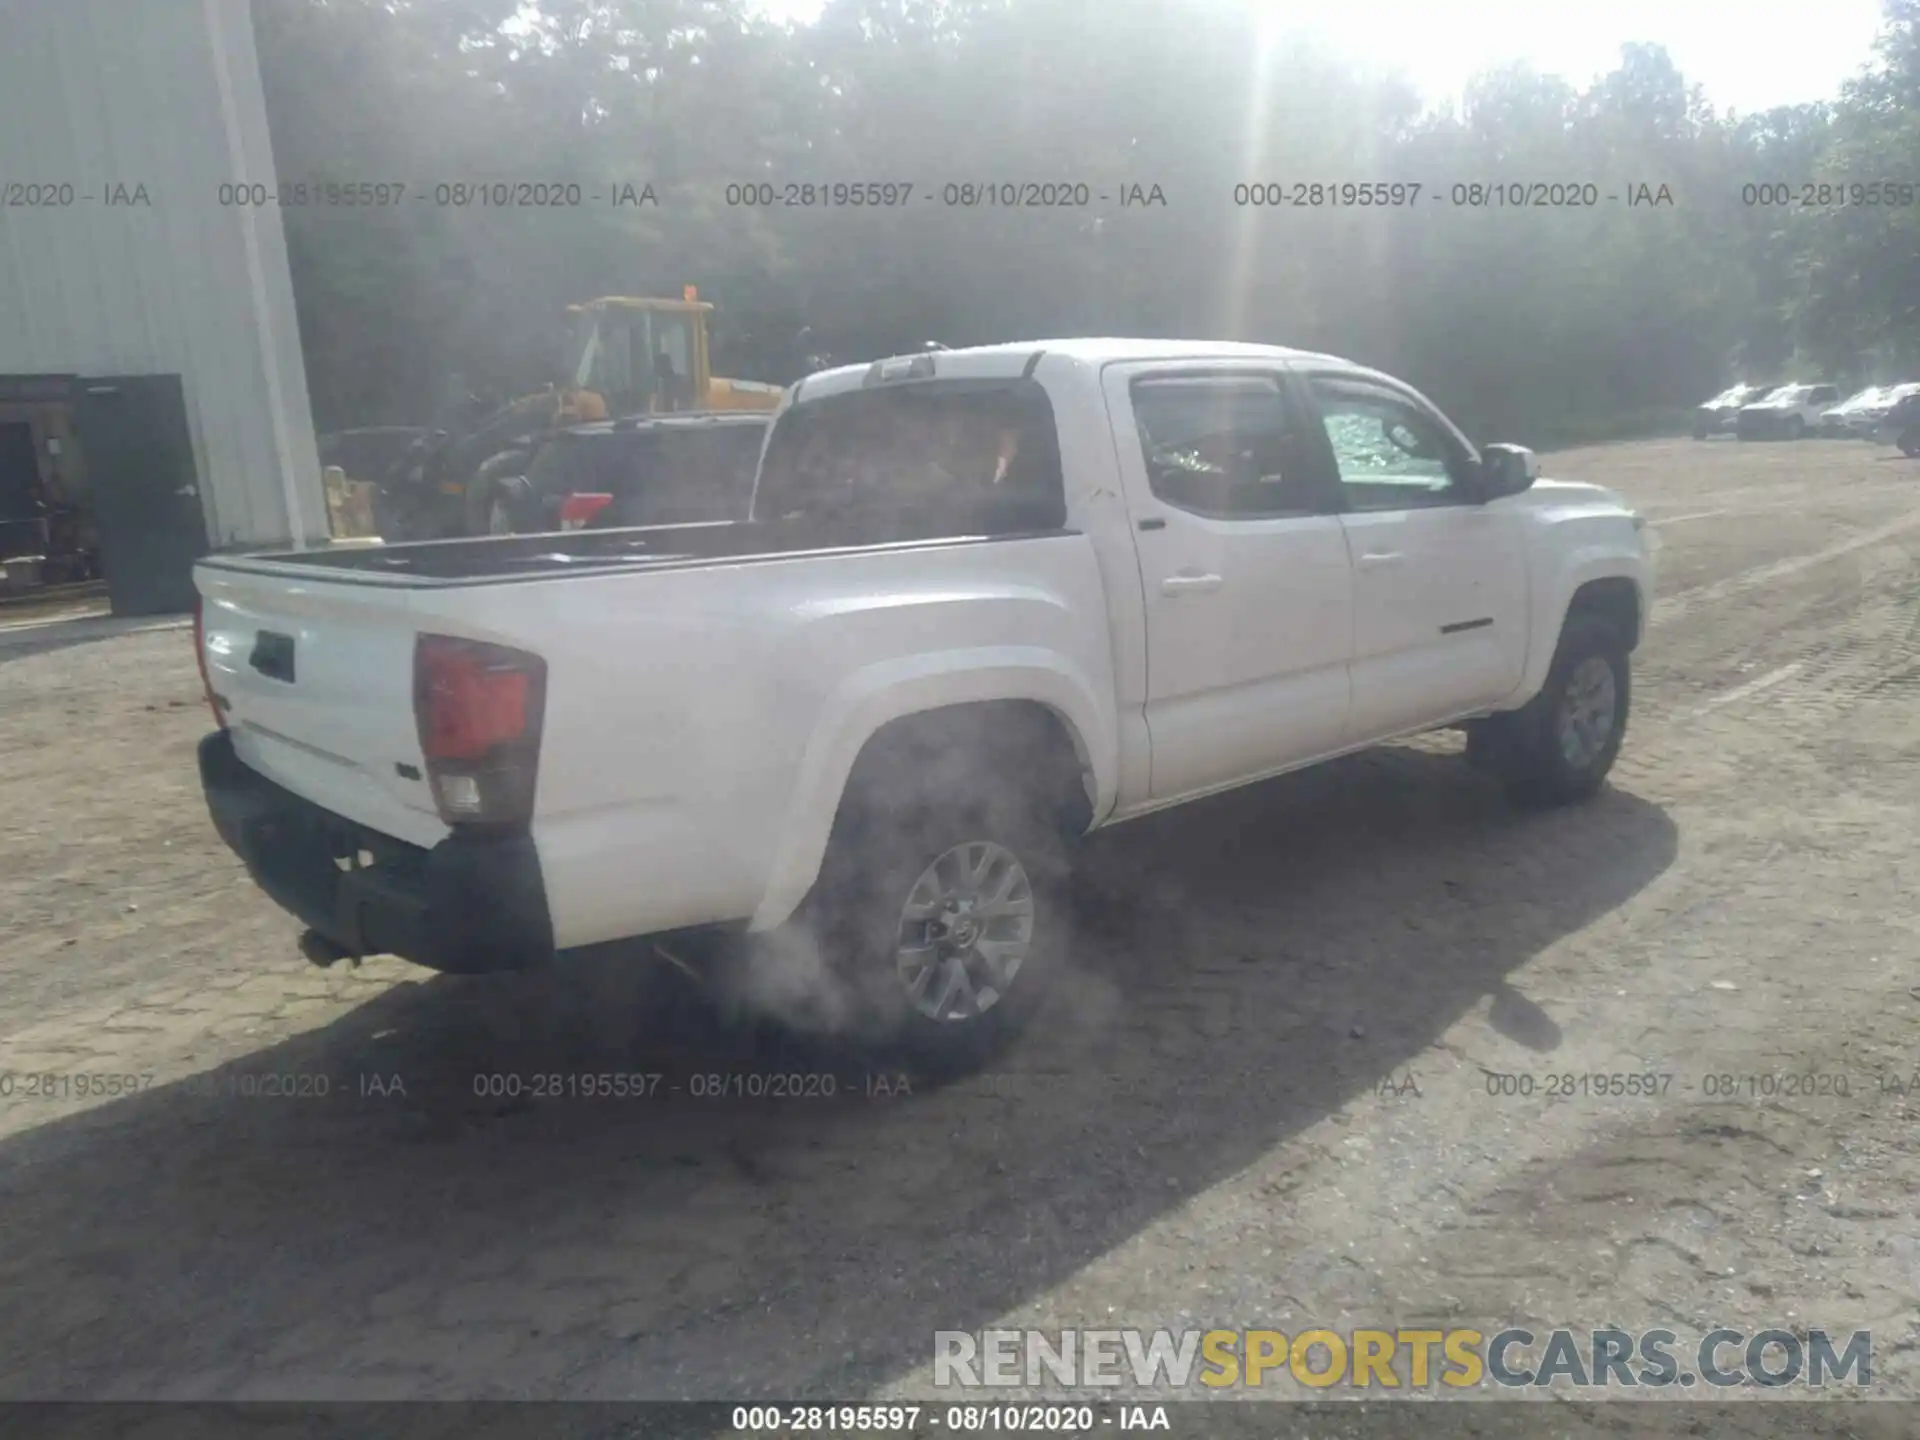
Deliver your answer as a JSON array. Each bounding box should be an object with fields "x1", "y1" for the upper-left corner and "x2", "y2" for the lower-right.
[{"x1": 752, "y1": 379, "x2": 1066, "y2": 538}]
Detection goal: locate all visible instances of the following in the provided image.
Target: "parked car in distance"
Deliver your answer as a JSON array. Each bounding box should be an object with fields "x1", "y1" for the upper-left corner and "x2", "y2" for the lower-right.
[
  {"x1": 486, "y1": 412, "x2": 770, "y2": 534},
  {"x1": 1737, "y1": 383, "x2": 1840, "y2": 441},
  {"x1": 1876, "y1": 391, "x2": 1920, "y2": 456},
  {"x1": 1852, "y1": 382, "x2": 1920, "y2": 439},
  {"x1": 193, "y1": 338, "x2": 1652, "y2": 1070},
  {"x1": 1820, "y1": 386, "x2": 1889, "y2": 436},
  {"x1": 1693, "y1": 384, "x2": 1769, "y2": 439}
]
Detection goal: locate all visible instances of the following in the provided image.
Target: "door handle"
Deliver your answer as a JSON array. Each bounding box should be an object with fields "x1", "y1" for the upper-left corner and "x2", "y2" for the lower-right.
[
  {"x1": 1161, "y1": 572, "x2": 1223, "y2": 596},
  {"x1": 249, "y1": 630, "x2": 297, "y2": 684},
  {"x1": 1357, "y1": 551, "x2": 1406, "y2": 568}
]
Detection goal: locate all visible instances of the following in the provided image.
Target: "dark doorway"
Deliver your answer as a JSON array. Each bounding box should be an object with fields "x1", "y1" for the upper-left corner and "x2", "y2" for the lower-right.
[
  {"x1": 74, "y1": 375, "x2": 208, "y2": 616},
  {"x1": 0, "y1": 421, "x2": 43, "y2": 561}
]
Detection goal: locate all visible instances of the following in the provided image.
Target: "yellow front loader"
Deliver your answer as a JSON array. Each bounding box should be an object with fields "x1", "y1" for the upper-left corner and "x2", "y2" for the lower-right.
[
  {"x1": 320, "y1": 290, "x2": 785, "y2": 540},
  {"x1": 562, "y1": 291, "x2": 785, "y2": 421}
]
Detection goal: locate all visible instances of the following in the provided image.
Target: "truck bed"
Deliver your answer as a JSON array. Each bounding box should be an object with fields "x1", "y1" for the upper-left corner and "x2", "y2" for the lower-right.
[
  {"x1": 203, "y1": 511, "x2": 1075, "y2": 586},
  {"x1": 196, "y1": 516, "x2": 1114, "y2": 951}
]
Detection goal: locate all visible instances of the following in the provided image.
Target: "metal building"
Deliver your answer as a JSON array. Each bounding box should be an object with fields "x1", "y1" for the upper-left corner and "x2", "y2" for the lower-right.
[{"x1": 0, "y1": 0, "x2": 323, "y2": 614}]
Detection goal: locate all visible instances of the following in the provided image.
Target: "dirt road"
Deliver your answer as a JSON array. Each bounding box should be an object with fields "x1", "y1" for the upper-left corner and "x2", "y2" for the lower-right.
[{"x1": 2, "y1": 437, "x2": 1918, "y2": 1423}]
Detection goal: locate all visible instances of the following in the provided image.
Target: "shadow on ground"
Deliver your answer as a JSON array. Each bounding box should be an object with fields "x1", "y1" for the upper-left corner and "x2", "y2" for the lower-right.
[
  {"x1": 0, "y1": 744, "x2": 1677, "y2": 1401},
  {"x1": 0, "y1": 613, "x2": 187, "y2": 666}
]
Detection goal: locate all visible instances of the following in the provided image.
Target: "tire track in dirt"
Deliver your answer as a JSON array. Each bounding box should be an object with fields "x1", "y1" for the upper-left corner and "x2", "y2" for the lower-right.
[
  {"x1": 1654, "y1": 568, "x2": 1920, "y2": 735},
  {"x1": 1359, "y1": 496, "x2": 1920, "y2": 1396},
  {"x1": 1650, "y1": 507, "x2": 1920, "y2": 630}
]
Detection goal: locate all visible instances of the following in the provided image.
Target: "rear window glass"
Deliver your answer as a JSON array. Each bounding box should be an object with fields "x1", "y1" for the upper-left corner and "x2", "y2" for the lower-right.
[{"x1": 752, "y1": 380, "x2": 1065, "y2": 537}]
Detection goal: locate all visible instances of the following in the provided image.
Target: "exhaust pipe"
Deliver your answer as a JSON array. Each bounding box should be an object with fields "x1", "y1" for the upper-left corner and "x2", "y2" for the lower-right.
[{"x1": 298, "y1": 928, "x2": 358, "y2": 969}]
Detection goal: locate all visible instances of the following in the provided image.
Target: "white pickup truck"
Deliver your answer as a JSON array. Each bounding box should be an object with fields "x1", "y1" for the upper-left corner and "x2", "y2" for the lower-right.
[{"x1": 195, "y1": 339, "x2": 1652, "y2": 1067}]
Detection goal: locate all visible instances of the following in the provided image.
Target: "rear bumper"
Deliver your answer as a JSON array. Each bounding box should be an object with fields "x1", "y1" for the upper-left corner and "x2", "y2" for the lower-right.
[{"x1": 198, "y1": 730, "x2": 554, "y2": 973}]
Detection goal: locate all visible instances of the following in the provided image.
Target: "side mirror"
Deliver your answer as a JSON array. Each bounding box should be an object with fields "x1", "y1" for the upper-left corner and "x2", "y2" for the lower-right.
[{"x1": 1479, "y1": 443, "x2": 1539, "y2": 499}]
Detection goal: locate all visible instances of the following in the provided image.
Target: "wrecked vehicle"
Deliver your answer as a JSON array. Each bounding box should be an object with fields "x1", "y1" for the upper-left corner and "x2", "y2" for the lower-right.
[{"x1": 192, "y1": 339, "x2": 1652, "y2": 1069}]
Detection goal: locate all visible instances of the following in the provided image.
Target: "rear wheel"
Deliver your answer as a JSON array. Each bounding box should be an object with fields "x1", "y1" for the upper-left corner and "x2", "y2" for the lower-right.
[
  {"x1": 750, "y1": 780, "x2": 1069, "y2": 1076},
  {"x1": 1785, "y1": 414, "x2": 1806, "y2": 441},
  {"x1": 1478, "y1": 616, "x2": 1631, "y2": 807},
  {"x1": 1899, "y1": 426, "x2": 1920, "y2": 458}
]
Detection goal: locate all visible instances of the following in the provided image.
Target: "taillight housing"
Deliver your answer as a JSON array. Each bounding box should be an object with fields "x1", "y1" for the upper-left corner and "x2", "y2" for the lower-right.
[
  {"x1": 193, "y1": 596, "x2": 228, "y2": 729},
  {"x1": 412, "y1": 634, "x2": 547, "y2": 829},
  {"x1": 558, "y1": 492, "x2": 614, "y2": 530}
]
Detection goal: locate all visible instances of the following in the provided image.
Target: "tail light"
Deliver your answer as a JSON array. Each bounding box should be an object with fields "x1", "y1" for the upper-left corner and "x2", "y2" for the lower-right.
[
  {"x1": 192, "y1": 596, "x2": 228, "y2": 729},
  {"x1": 558, "y1": 492, "x2": 614, "y2": 530},
  {"x1": 412, "y1": 634, "x2": 547, "y2": 828}
]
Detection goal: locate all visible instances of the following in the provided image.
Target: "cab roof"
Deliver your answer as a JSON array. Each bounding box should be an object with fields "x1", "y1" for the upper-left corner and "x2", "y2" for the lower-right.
[
  {"x1": 797, "y1": 337, "x2": 1354, "y2": 400},
  {"x1": 923, "y1": 337, "x2": 1341, "y2": 366}
]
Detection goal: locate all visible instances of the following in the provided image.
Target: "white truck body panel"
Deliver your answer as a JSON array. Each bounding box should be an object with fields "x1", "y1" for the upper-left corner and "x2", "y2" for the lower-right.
[
  {"x1": 200, "y1": 568, "x2": 444, "y2": 849},
  {"x1": 1096, "y1": 360, "x2": 1355, "y2": 799}
]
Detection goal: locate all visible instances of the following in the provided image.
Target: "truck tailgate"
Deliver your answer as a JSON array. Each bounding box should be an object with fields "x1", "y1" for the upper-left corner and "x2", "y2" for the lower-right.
[{"x1": 197, "y1": 566, "x2": 445, "y2": 849}]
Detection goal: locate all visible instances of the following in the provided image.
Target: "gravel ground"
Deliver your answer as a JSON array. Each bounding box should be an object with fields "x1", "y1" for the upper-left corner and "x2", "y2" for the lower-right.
[{"x1": 3, "y1": 437, "x2": 1920, "y2": 1430}]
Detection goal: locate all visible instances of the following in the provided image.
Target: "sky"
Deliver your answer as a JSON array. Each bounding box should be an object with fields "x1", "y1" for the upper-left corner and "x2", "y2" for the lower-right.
[{"x1": 744, "y1": 0, "x2": 1891, "y2": 116}]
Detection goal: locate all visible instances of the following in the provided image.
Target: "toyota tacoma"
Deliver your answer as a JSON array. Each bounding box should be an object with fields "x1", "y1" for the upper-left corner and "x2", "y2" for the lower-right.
[{"x1": 195, "y1": 340, "x2": 1653, "y2": 1068}]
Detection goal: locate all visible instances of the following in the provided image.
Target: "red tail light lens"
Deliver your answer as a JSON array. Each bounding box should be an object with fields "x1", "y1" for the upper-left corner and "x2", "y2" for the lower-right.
[
  {"x1": 417, "y1": 646, "x2": 532, "y2": 761},
  {"x1": 412, "y1": 634, "x2": 547, "y2": 828},
  {"x1": 558, "y1": 492, "x2": 614, "y2": 530},
  {"x1": 193, "y1": 596, "x2": 228, "y2": 729}
]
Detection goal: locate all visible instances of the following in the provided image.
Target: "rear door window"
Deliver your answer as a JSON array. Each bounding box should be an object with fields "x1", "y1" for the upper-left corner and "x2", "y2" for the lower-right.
[{"x1": 1128, "y1": 374, "x2": 1323, "y2": 518}]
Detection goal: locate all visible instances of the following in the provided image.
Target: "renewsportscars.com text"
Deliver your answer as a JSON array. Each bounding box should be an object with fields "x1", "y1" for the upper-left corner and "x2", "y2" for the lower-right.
[{"x1": 933, "y1": 1326, "x2": 1872, "y2": 1391}]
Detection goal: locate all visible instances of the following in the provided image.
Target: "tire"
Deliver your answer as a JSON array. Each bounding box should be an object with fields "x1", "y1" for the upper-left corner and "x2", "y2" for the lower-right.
[
  {"x1": 1900, "y1": 427, "x2": 1920, "y2": 459},
  {"x1": 750, "y1": 777, "x2": 1070, "y2": 1076},
  {"x1": 465, "y1": 449, "x2": 533, "y2": 535},
  {"x1": 464, "y1": 475, "x2": 494, "y2": 536},
  {"x1": 1483, "y1": 615, "x2": 1631, "y2": 807},
  {"x1": 485, "y1": 475, "x2": 537, "y2": 535},
  {"x1": 1785, "y1": 415, "x2": 1805, "y2": 441}
]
